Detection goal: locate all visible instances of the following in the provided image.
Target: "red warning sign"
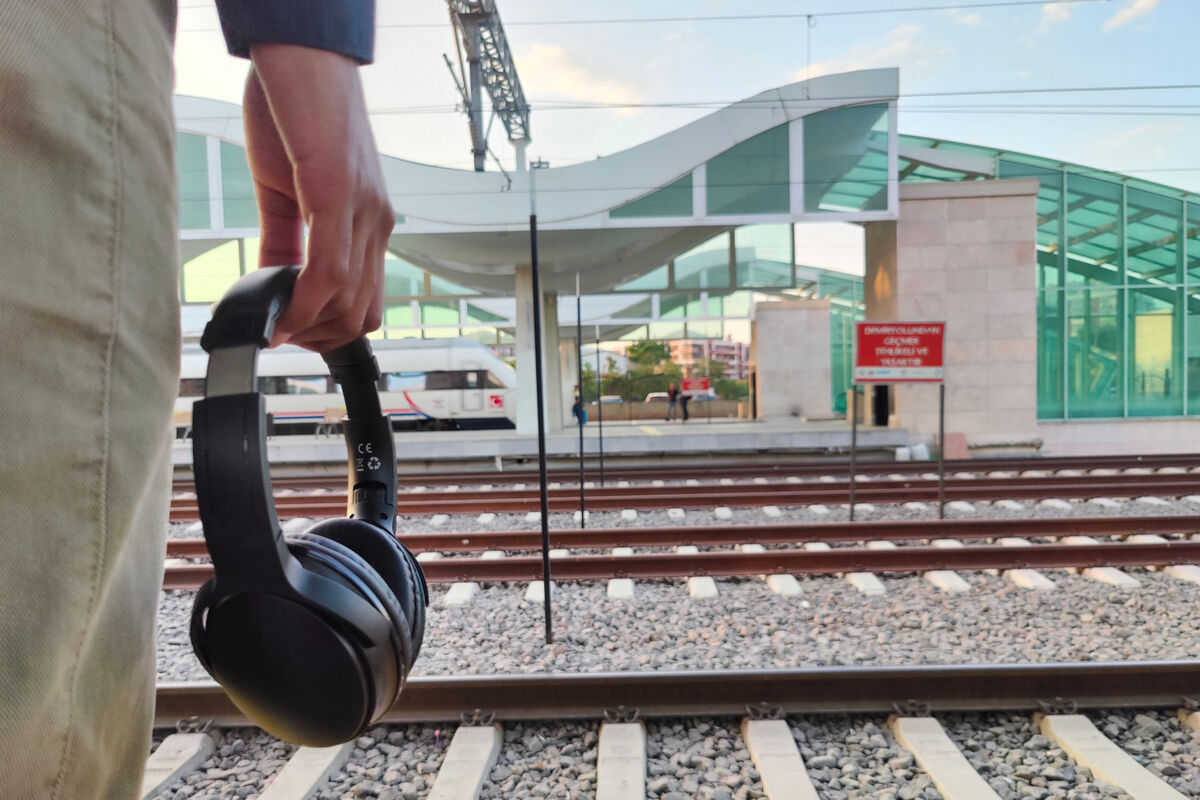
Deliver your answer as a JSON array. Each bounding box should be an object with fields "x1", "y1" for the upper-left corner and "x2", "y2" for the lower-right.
[{"x1": 854, "y1": 322, "x2": 945, "y2": 383}]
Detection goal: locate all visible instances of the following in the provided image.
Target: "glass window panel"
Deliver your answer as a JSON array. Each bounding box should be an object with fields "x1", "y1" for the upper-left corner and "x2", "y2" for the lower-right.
[
  {"x1": 674, "y1": 233, "x2": 731, "y2": 289},
  {"x1": 1065, "y1": 174, "x2": 1122, "y2": 287},
  {"x1": 220, "y1": 141, "x2": 257, "y2": 229},
  {"x1": 429, "y1": 272, "x2": 478, "y2": 295},
  {"x1": 1186, "y1": 203, "x2": 1200, "y2": 282},
  {"x1": 1037, "y1": 289, "x2": 1065, "y2": 419},
  {"x1": 612, "y1": 296, "x2": 653, "y2": 319},
  {"x1": 735, "y1": 224, "x2": 793, "y2": 288},
  {"x1": 803, "y1": 104, "x2": 889, "y2": 213},
  {"x1": 1187, "y1": 291, "x2": 1200, "y2": 413},
  {"x1": 610, "y1": 174, "x2": 693, "y2": 218},
  {"x1": 465, "y1": 303, "x2": 507, "y2": 324},
  {"x1": 619, "y1": 325, "x2": 650, "y2": 341},
  {"x1": 659, "y1": 293, "x2": 690, "y2": 319},
  {"x1": 460, "y1": 326, "x2": 501, "y2": 345},
  {"x1": 721, "y1": 291, "x2": 753, "y2": 318},
  {"x1": 385, "y1": 258, "x2": 425, "y2": 297},
  {"x1": 1128, "y1": 287, "x2": 1182, "y2": 415},
  {"x1": 707, "y1": 125, "x2": 789, "y2": 215},
  {"x1": 177, "y1": 133, "x2": 210, "y2": 230},
  {"x1": 421, "y1": 328, "x2": 459, "y2": 339},
  {"x1": 1126, "y1": 189, "x2": 1182, "y2": 285},
  {"x1": 384, "y1": 303, "x2": 413, "y2": 327},
  {"x1": 616, "y1": 264, "x2": 669, "y2": 291},
  {"x1": 647, "y1": 322, "x2": 685, "y2": 340},
  {"x1": 385, "y1": 372, "x2": 426, "y2": 391},
  {"x1": 420, "y1": 300, "x2": 460, "y2": 326},
  {"x1": 181, "y1": 241, "x2": 239, "y2": 303},
  {"x1": 1066, "y1": 288, "x2": 1122, "y2": 417},
  {"x1": 686, "y1": 320, "x2": 722, "y2": 339}
]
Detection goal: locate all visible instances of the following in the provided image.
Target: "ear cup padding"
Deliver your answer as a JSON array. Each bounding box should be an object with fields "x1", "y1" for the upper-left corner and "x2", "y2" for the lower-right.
[
  {"x1": 302, "y1": 518, "x2": 427, "y2": 662},
  {"x1": 285, "y1": 531, "x2": 412, "y2": 704}
]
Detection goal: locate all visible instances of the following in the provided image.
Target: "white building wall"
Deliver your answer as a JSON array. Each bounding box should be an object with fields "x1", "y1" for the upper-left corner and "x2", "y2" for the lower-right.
[
  {"x1": 866, "y1": 179, "x2": 1040, "y2": 450},
  {"x1": 751, "y1": 299, "x2": 833, "y2": 420}
]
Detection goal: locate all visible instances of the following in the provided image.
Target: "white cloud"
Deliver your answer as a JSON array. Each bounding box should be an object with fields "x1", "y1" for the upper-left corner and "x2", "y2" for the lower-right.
[
  {"x1": 1103, "y1": 0, "x2": 1163, "y2": 31},
  {"x1": 949, "y1": 10, "x2": 983, "y2": 26},
  {"x1": 515, "y1": 43, "x2": 647, "y2": 116},
  {"x1": 789, "y1": 24, "x2": 938, "y2": 82},
  {"x1": 1031, "y1": 2, "x2": 1074, "y2": 37},
  {"x1": 1095, "y1": 120, "x2": 1184, "y2": 153}
]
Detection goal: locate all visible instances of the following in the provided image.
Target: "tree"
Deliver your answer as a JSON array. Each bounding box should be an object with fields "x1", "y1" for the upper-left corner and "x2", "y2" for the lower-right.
[{"x1": 626, "y1": 339, "x2": 671, "y2": 366}]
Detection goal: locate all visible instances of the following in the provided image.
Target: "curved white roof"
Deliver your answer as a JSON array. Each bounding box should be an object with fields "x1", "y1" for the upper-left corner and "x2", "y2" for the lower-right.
[{"x1": 175, "y1": 68, "x2": 898, "y2": 294}]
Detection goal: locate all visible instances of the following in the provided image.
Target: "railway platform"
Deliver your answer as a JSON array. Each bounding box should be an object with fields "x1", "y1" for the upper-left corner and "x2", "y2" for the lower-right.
[{"x1": 169, "y1": 417, "x2": 909, "y2": 468}]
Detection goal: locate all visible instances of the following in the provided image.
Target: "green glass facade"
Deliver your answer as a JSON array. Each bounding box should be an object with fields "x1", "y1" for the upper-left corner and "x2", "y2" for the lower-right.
[{"x1": 901, "y1": 134, "x2": 1200, "y2": 421}]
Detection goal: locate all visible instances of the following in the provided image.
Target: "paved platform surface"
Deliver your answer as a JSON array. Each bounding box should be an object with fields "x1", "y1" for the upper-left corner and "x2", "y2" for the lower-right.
[{"x1": 171, "y1": 417, "x2": 909, "y2": 467}]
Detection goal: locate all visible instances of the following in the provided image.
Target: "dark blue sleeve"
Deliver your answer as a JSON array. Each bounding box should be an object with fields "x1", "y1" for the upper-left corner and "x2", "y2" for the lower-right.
[{"x1": 214, "y1": 0, "x2": 375, "y2": 65}]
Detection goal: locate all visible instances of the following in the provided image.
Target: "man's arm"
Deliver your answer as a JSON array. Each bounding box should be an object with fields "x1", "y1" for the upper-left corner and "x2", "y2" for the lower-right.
[{"x1": 212, "y1": 2, "x2": 392, "y2": 351}]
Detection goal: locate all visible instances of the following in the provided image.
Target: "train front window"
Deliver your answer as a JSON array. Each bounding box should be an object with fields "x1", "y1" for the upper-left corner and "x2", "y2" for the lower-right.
[
  {"x1": 485, "y1": 372, "x2": 506, "y2": 389},
  {"x1": 384, "y1": 372, "x2": 426, "y2": 391},
  {"x1": 256, "y1": 375, "x2": 332, "y2": 394}
]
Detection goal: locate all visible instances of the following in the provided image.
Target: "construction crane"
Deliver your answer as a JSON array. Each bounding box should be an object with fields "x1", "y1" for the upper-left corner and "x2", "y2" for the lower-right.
[{"x1": 445, "y1": 0, "x2": 531, "y2": 172}]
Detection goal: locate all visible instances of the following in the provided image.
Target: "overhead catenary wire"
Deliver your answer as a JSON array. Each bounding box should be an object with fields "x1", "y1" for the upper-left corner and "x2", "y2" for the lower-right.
[{"x1": 176, "y1": 0, "x2": 1113, "y2": 29}]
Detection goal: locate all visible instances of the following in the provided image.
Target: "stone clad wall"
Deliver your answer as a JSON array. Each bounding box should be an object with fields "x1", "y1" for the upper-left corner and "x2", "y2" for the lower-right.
[
  {"x1": 751, "y1": 298, "x2": 833, "y2": 420},
  {"x1": 866, "y1": 179, "x2": 1039, "y2": 448}
]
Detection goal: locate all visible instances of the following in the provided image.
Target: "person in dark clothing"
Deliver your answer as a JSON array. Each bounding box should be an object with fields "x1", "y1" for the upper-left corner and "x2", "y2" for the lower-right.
[
  {"x1": 666, "y1": 382, "x2": 680, "y2": 421},
  {"x1": 680, "y1": 389, "x2": 690, "y2": 422}
]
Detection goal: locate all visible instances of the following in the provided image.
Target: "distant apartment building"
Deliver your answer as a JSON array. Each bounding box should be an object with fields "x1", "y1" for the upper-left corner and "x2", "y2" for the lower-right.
[{"x1": 668, "y1": 338, "x2": 750, "y2": 380}]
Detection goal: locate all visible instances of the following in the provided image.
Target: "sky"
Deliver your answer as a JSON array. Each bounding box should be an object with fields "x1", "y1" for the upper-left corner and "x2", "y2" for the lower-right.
[{"x1": 173, "y1": 0, "x2": 1198, "y2": 273}]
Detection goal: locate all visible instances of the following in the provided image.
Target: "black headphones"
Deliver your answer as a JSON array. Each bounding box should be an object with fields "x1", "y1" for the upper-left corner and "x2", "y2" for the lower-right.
[{"x1": 189, "y1": 266, "x2": 427, "y2": 747}]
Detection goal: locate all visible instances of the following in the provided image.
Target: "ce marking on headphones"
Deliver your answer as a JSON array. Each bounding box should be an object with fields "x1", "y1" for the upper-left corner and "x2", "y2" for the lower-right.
[{"x1": 355, "y1": 442, "x2": 382, "y2": 472}]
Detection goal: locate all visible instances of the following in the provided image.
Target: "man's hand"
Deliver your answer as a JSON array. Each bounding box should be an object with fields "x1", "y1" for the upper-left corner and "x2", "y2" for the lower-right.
[{"x1": 244, "y1": 43, "x2": 394, "y2": 351}]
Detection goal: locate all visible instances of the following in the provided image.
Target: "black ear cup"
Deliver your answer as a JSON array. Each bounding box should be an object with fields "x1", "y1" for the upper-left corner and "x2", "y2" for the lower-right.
[
  {"x1": 303, "y1": 517, "x2": 428, "y2": 662},
  {"x1": 285, "y1": 530, "x2": 414, "y2": 694},
  {"x1": 188, "y1": 564, "x2": 392, "y2": 747}
]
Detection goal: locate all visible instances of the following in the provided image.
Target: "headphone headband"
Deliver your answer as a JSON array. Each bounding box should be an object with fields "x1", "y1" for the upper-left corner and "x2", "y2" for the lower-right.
[{"x1": 194, "y1": 267, "x2": 397, "y2": 586}]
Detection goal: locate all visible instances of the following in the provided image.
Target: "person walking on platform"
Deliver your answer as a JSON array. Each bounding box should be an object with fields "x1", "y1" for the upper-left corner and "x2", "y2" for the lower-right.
[
  {"x1": 0, "y1": 3, "x2": 393, "y2": 798},
  {"x1": 680, "y1": 389, "x2": 691, "y2": 423},
  {"x1": 666, "y1": 381, "x2": 680, "y2": 421}
]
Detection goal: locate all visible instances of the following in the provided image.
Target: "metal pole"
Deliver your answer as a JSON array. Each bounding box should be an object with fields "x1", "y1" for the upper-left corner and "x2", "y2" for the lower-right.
[
  {"x1": 849, "y1": 384, "x2": 858, "y2": 523},
  {"x1": 595, "y1": 323, "x2": 605, "y2": 486},
  {"x1": 576, "y1": 273, "x2": 585, "y2": 529},
  {"x1": 938, "y1": 382, "x2": 946, "y2": 520},
  {"x1": 528, "y1": 165, "x2": 553, "y2": 643}
]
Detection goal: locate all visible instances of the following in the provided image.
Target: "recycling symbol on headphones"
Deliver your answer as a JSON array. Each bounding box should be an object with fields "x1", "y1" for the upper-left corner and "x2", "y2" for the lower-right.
[{"x1": 366, "y1": 456, "x2": 381, "y2": 470}]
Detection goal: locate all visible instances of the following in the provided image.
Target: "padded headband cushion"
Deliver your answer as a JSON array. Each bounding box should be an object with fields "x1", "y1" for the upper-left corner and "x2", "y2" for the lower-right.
[{"x1": 303, "y1": 517, "x2": 426, "y2": 661}]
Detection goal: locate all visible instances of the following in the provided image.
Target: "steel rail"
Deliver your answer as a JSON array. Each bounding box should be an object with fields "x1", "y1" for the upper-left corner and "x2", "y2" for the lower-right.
[
  {"x1": 161, "y1": 539, "x2": 1200, "y2": 590},
  {"x1": 171, "y1": 452, "x2": 1200, "y2": 493},
  {"x1": 154, "y1": 661, "x2": 1200, "y2": 727},
  {"x1": 164, "y1": 514, "x2": 1200, "y2": 559},
  {"x1": 167, "y1": 473, "x2": 1200, "y2": 520}
]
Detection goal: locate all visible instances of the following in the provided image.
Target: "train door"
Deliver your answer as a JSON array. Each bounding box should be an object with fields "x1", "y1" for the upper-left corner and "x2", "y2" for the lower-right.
[{"x1": 462, "y1": 361, "x2": 483, "y2": 413}]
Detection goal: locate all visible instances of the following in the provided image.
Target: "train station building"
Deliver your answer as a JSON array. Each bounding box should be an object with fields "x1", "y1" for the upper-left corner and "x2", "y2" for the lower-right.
[{"x1": 174, "y1": 68, "x2": 1200, "y2": 457}]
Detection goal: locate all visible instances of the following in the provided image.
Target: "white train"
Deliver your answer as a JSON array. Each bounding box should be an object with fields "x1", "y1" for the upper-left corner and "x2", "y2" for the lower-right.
[{"x1": 177, "y1": 337, "x2": 517, "y2": 430}]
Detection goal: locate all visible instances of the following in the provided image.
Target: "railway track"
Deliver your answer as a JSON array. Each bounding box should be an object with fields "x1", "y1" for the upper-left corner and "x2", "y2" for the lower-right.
[
  {"x1": 155, "y1": 661, "x2": 1200, "y2": 726},
  {"x1": 160, "y1": 514, "x2": 1200, "y2": 590},
  {"x1": 147, "y1": 664, "x2": 1200, "y2": 799},
  {"x1": 167, "y1": 514, "x2": 1200, "y2": 558},
  {"x1": 171, "y1": 451, "x2": 1200, "y2": 493},
  {"x1": 167, "y1": 470, "x2": 1200, "y2": 520}
]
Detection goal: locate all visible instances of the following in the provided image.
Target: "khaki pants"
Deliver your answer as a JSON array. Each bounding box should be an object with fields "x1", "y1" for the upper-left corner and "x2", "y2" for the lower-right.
[{"x1": 0, "y1": 1, "x2": 179, "y2": 797}]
